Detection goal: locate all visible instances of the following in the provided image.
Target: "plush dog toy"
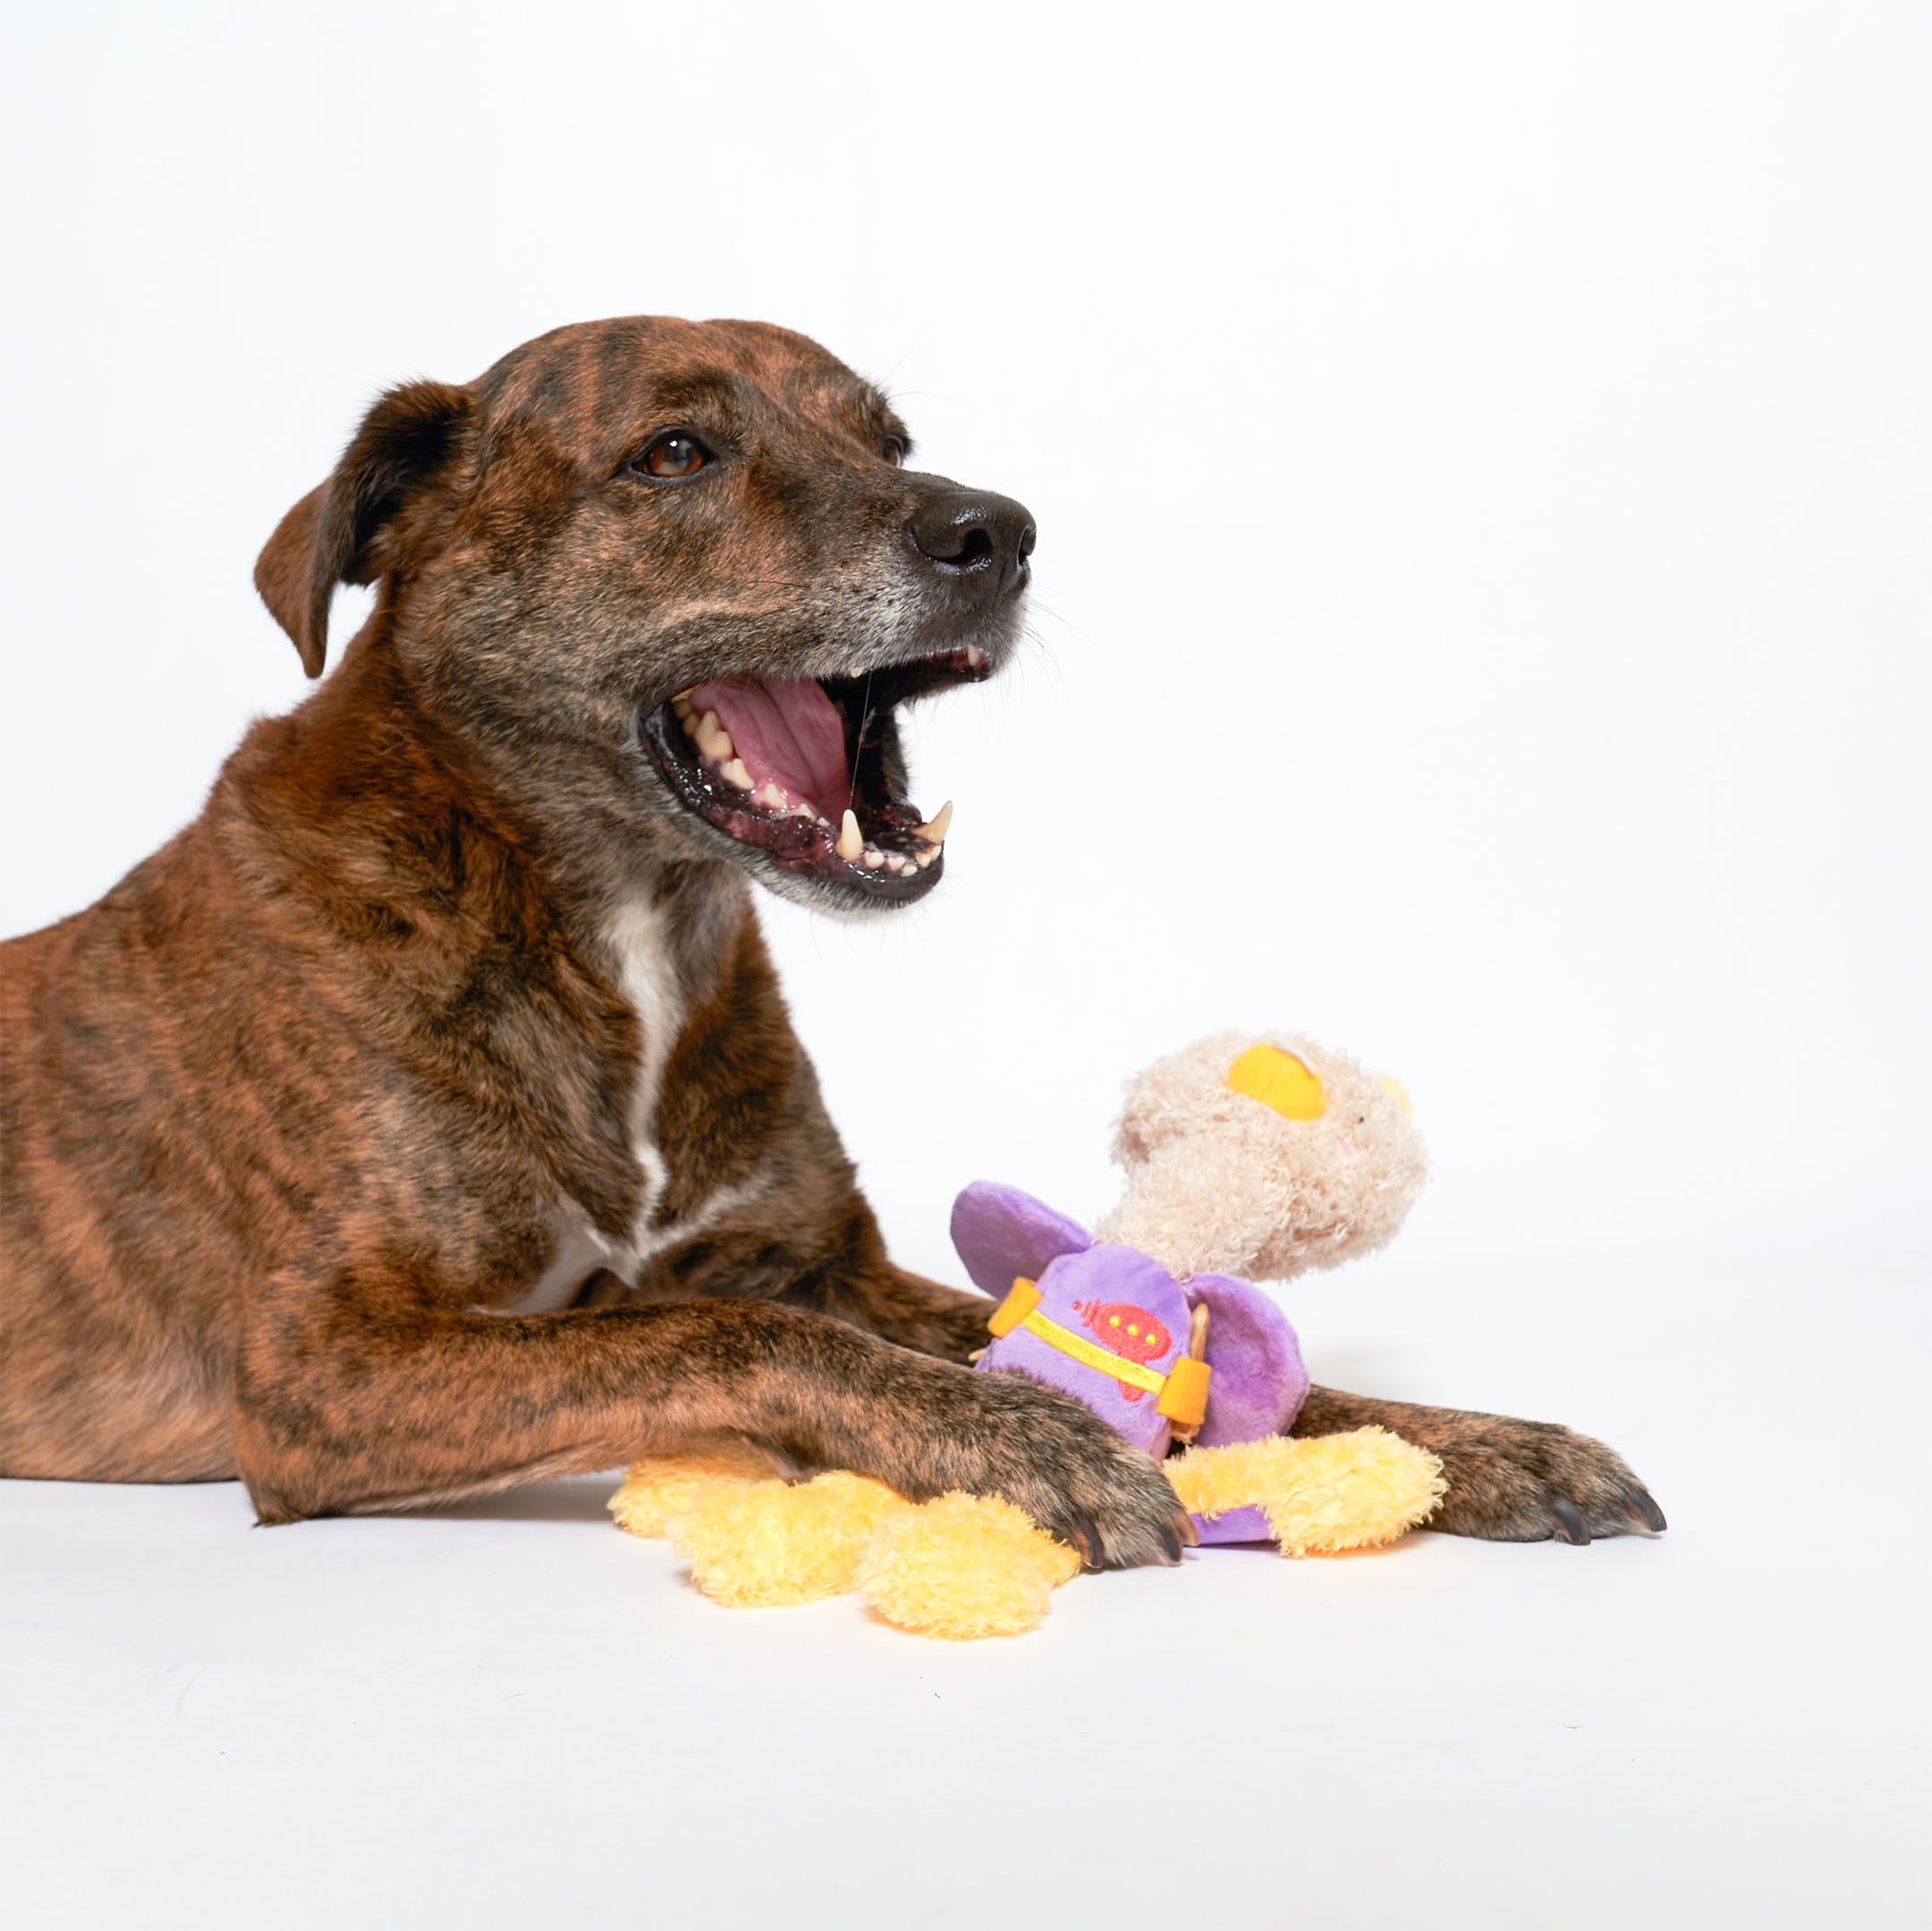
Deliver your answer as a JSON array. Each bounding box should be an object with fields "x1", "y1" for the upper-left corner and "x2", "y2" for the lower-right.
[{"x1": 612, "y1": 1031, "x2": 1445, "y2": 1637}]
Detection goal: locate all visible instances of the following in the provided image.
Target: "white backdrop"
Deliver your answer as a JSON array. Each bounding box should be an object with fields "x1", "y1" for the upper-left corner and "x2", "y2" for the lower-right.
[
  {"x1": 3, "y1": 3, "x2": 1927, "y2": 1282},
  {"x1": 4, "y1": 9, "x2": 1929, "y2": 1930}
]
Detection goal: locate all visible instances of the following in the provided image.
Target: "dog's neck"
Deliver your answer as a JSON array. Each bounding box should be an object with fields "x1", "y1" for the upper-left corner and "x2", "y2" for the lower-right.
[{"x1": 224, "y1": 614, "x2": 749, "y2": 1021}]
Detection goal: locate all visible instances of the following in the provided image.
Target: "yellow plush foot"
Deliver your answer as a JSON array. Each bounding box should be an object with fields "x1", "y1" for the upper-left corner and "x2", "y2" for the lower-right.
[
  {"x1": 857, "y1": 1492, "x2": 1082, "y2": 1639},
  {"x1": 611, "y1": 1430, "x2": 1437, "y2": 1639},
  {"x1": 608, "y1": 1448, "x2": 780, "y2": 1539},
  {"x1": 1165, "y1": 1427, "x2": 1445, "y2": 1555},
  {"x1": 670, "y1": 1470, "x2": 909, "y2": 1609}
]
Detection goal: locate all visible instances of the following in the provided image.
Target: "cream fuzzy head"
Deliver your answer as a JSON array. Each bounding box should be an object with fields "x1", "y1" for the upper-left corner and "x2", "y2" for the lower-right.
[{"x1": 1094, "y1": 1030, "x2": 1427, "y2": 1283}]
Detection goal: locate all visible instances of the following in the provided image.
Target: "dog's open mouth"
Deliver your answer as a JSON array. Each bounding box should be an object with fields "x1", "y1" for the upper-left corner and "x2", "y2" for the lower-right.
[{"x1": 640, "y1": 645, "x2": 994, "y2": 901}]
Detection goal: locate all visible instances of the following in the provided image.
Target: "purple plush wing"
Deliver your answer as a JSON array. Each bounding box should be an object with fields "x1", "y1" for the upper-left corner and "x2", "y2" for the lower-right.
[
  {"x1": 1184, "y1": 1275, "x2": 1310, "y2": 1446},
  {"x1": 949, "y1": 1182, "x2": 1094, "y2": 1300}
]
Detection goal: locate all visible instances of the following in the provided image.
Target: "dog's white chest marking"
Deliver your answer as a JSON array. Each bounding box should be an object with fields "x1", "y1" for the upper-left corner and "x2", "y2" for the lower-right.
[
  {"x1": 603, "y1": 892, "x2": 683, "y2": 1236},
  {"x1": 506, "y1": 1215, "x2": 620, "y2": 1315},
  {"x1": 491, "y1": 892, "x2": 773, "y2": 1316}
]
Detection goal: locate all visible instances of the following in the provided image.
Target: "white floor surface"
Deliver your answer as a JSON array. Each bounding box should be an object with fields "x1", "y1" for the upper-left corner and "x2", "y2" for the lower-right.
[{"x1": 4, "y1": 1258, "x2": 1927, "y2": 1931}]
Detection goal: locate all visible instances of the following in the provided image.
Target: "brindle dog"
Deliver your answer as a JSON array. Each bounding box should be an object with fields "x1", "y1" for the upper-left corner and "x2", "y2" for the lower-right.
[{"x1": 0, "y1": 317, "x2": 1662, "y2": 1562}]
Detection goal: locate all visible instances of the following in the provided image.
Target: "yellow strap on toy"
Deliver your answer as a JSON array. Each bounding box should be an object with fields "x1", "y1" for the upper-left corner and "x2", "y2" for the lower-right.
[
  {"x1": 1017, "y1": 1307, "x2": 1168, "y2": 1393},
  {"x1": 987, "y1": 1276, "x2": 1213, "y2": 1424}
]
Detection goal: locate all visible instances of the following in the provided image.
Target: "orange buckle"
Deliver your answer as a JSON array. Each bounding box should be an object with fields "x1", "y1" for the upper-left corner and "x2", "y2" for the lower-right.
[
  {"x1": 1156, "y1": 1355, "x2": 1212, "y2": 1428},
  {"x1": 987, "y1": 1275, "x2": 1042, "y2": 1339}
]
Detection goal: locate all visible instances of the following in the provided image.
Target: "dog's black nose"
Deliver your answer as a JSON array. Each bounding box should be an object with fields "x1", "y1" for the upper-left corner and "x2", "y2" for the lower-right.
[{"x1": 907, "y1": 491, "x2": 1036, "y2": 597}]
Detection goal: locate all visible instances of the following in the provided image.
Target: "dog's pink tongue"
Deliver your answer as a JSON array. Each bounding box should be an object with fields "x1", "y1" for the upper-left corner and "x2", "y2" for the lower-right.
[{"x1": 689, "y1": 677, "x2": 851, "y2": 818}]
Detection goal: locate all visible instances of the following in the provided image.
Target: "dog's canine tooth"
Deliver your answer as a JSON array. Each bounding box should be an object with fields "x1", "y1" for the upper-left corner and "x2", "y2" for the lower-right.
[
  {"x1": 966, "y1": 644, "x2": 987, "y2": 670},
  {"x1": 721, "y1": 758, "x2": 754, "y2": 792},
  {"x1": 836, "y1": 809, "x2": 864, "y2": 861},
  {"x1": 917, "y1": 800, "x2": 953, "y2": 845}
]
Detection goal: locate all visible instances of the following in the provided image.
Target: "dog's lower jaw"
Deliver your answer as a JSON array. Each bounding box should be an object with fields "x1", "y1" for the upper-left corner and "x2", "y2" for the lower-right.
[{"x1": 744, "y1": 843, "x2": 945, "y2": 920}]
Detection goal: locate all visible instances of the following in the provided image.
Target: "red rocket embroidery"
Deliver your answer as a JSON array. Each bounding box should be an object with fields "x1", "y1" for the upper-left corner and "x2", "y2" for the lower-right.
[{"x1": 1073, "y1": 1300, "x2": 1172, "y2": 1402}]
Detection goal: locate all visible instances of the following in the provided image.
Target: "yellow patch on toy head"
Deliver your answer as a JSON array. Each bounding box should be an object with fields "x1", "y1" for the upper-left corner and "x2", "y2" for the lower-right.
[
  {"x1": 1227, "y1": 1043, "x2": 1326, "y2": 1121},
  {"x1": 1379, "y1": 1074, "x2": 1414, "y2": 1117}
]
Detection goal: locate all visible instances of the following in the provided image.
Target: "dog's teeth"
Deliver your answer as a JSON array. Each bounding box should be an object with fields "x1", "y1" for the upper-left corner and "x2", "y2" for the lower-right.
[
  {"x1": 966, "y1": 645, "x2": 987, "y2": 670},
  {"x1": 755, "y1": 783, "x2": 788, "y2": 811},
  {"x1": 836, "y1": 810, "x2": 864, "y2": 861},
  {"x1": 695, "y1": 711, "x2": 733, "y2": 760},
  {"x1": 914, "y1": 847, "x2": 936, "y2": 868},
  {"x1": 681, "y1": 711, "x2": 701, "y2": 740},
  {"x1": 863, "y1": 847, "x2": 886, "y2": 869},
  {"x1": 672, "y1": 693, "x2": 695, "y2": 719},
  {"x1": 721, "y1": 758, "x2": 754, "y2": 792},
  {"x1": 917, "y1": 800, "x2": 954, "y2": 845}
]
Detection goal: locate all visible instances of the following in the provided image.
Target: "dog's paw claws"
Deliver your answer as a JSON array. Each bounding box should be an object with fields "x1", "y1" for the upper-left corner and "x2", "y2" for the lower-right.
[
  {"x1": 1410, "y1": 1415, "x2": 1663, "y2": 1545},
  {"x1": 920, "y1": 1366, "x2": 1195, "y2": 1571},
  {"x1": 1549, "y1": 1495, "x2": 1591, "y2": 1546},
  {"x1": 1065, "y1": 1517, "x2": 1104, "y2": 1569}
]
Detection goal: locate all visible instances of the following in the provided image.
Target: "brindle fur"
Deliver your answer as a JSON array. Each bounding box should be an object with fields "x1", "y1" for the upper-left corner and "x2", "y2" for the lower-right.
[{"x1": 0, "y1": 317, "x2": 1658, "y2": 1558}]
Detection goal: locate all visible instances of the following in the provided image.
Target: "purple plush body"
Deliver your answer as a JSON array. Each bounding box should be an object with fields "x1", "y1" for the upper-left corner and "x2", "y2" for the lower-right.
[
  {"x1": 988, "y1": 1246, "x2": 1191, "y2": 1453},
  {"x1": 951, "y1": 1181, "x2": 1312, "y2": 1542}
]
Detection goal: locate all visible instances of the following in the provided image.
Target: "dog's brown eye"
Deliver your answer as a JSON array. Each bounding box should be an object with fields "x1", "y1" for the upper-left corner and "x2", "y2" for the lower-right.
[
  {"x1": 633, "y1": 432, "x2": 710, "y2": 479},
  {"x1": 881, "y1": 436, "x2": 906, "y2": 467}
]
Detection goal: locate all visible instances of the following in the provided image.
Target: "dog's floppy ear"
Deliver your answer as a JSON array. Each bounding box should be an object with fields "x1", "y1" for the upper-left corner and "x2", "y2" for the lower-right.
[{"x1": 255, "y1": 379, "x2": 471, "y2": 678}]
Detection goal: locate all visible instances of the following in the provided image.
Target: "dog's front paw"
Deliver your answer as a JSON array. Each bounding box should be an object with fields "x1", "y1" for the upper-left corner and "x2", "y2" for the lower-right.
[
  {"x1": 1423, "y1": 1414, "x2": 1665, "y2": 1545},
  {"x1": 895, "y1": 1364, "x2": 1197, "y2": 1571},
  {"x1": 1295, "y1": 1387, "x2": 1665, "y2": 1545}
]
